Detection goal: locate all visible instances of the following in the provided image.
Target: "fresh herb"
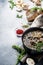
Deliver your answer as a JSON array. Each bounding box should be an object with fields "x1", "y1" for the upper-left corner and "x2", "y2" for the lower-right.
[
  {"x1": 12, "y1": 45, "x2": 26, "y2": 65},
  {"x1": 38, "y1": 8, "x2": 43, "y2": 11},
  {"x1": 16, "y1": 14, "x2": 23, "y2": 18},
  {"x1": 35, "y1": 42, "x2": 43, "y2": 52},
  {"x1": 8, "y1": 0, "x2": 16, "y2": 9},
  {"x1": 12, "y1": 45, "x2": 25, "y2": 53},
  {"x1": 30, "y1": 7, "x2": 39, "y2": 12},
  {"x1": 31, "y1": 7, "x2": 43, "y2": 12}
]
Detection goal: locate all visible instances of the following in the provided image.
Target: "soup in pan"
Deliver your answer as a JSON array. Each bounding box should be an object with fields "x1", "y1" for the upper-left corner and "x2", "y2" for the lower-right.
[{"x1": 23, "y1": 31, "x2": 43, "y2": 51}]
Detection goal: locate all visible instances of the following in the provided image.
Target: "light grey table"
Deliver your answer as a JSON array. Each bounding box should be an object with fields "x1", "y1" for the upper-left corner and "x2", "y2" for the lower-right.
[{"x1": 0, "y1": 0, "x2": 28, "y2": 65}]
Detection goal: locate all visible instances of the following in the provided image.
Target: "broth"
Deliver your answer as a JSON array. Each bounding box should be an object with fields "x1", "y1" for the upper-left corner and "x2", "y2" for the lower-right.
[{"x1": 23, "y1": 31, "x2": 43, "y2": 51}]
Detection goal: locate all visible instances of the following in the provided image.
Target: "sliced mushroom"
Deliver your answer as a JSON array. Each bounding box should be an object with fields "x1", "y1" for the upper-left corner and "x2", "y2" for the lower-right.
[{"x1": 31, "y1": 0, "x2": 41, "y2": 6}]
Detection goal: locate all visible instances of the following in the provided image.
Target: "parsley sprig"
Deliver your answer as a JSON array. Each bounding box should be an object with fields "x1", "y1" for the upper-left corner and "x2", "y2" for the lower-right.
[
  {"x1": 35, "y1": 42, "x2": 43, "y2": 52},
  {"x1": 8, "y1": 0, "x2": 16, "y2": 9},
  {"x1": 12, "y1": 45, "x2": 26, "y2": 65}
]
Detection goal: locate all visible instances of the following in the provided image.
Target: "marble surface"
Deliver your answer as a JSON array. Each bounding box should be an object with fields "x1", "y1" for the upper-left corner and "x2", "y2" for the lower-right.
[{"x1": 0, "y1": 0, "x2": 28, "y2": 65}]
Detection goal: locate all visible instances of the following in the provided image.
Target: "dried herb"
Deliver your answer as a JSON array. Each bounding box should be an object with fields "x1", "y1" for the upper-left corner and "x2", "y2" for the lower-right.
[
  {"x1": 22, "y1": 25, "x2": 29, "y2": 28},
  {"x1": 31, "y1": 7, "x2": 43, "y2": 12}
]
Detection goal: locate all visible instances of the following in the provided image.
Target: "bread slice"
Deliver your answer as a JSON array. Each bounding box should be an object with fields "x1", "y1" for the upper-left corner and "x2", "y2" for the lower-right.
[
  {"x1": 26, "y1": 10, "x2": 38, "y2": 22},
  {"x1": 26, "y1": 9, "x2": 43, "y2": 22}
]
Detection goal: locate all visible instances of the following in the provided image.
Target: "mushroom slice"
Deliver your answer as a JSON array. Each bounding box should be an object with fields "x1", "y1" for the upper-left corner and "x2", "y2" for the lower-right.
[
  {"x1": 31, "y1": 0, "x2": 41, "y2": 6},
  {"x1": 22, "y1": 3, "x2": 29, "y2": 10}
]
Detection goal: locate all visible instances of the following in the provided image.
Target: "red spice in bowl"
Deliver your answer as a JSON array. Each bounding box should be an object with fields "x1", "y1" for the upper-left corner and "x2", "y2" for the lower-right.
[{"x1": 16, "y1": 29, "x2": 24, "y2": 36}]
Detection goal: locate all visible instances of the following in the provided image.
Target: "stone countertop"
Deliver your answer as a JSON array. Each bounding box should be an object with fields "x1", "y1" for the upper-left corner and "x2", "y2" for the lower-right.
[{"x1": 0, "y1": 0, "x2": 28, "y2": 65}]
